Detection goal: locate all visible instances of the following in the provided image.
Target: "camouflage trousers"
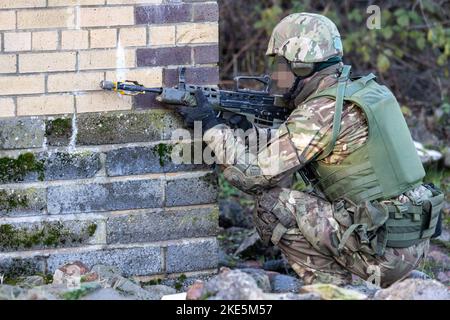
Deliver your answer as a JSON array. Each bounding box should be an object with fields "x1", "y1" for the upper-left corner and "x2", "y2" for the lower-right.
[{"x1": 254, "y1": 187, "x2": 430, "y2": 288}]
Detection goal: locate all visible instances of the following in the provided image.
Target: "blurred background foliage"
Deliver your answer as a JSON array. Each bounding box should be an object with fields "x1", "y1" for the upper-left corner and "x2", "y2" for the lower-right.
[{"x1": 218, "y1": 0, "x2": 450, "y2": 146}]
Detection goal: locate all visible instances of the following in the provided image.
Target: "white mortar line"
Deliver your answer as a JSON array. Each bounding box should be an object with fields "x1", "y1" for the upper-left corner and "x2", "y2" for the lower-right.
[
  {"x1": 0, "y1": 236, "x2": 218, "y2": 259},
  {"x1": 0, "y1": 138, "x2": 205, "y2": 157},
  {"x1": 0, "y1": 212, "x2": 107, "y2": 224},
  {"x1": 0, "y1": 168, "x2": 213, "y2": 190},
  {"x1": 0, "y1": 203, "x2": 218, "y2": 224}
]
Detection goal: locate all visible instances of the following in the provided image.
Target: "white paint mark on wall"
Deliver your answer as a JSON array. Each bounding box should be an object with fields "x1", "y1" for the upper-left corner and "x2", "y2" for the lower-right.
[{"x1": 68, "y1": 112, "x2": 78, "y2": 153}]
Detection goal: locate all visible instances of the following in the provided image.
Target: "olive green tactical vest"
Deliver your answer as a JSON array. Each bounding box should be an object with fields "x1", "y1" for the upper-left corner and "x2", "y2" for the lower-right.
[{"x1": 305, "y1": 65, "x2": 425, "y2": 204}]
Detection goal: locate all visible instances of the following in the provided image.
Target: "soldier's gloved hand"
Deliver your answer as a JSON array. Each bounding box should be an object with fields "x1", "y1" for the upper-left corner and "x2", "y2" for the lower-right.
[
  {"x1": 176, "y1": 89, "x2": 223, "y2": 131},
  {"x1": 227, "y1": 114, "x2": 253, "y2": 131}
]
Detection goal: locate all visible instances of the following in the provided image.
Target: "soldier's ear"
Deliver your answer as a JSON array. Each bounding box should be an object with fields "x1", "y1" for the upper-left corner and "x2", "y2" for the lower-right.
[{"x1": 290, "y1": 62, "x2": 315, "y2": 77}]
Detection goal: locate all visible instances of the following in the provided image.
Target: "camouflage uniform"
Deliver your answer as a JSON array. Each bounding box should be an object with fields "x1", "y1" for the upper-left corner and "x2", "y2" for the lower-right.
[{"x1": 204, "y1": 13, "x2": 431, "y2": 288}]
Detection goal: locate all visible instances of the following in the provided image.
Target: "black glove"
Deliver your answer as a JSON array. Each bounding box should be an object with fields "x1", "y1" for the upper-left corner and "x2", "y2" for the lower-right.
[
  {"x1": 227, "y1": 114, "x2": 253, "y2": 131},
  {"x1": 176, "y1": 89, "x2": 222, "y2": 131}
]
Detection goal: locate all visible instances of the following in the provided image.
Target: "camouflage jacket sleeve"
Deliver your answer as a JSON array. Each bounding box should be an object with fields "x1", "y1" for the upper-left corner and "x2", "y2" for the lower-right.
[
  {"x1": 204, "y1": 120, "x2": 302, "y2": 194},
  {"x1": 203, "y1": 96, "x2": 368, "y2": 194}
]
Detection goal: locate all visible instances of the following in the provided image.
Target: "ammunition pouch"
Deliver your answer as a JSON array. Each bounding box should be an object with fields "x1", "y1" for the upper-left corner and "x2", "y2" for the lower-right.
[
  {"x1": 335, "y1": 186, "x2": 444, "y2": 256},
  {"x1": 334, "y1": 199, "x2": 389, "y2": 256},
  {"x1": 384, "y1": 186, "x2": 444, "y2": 249}
]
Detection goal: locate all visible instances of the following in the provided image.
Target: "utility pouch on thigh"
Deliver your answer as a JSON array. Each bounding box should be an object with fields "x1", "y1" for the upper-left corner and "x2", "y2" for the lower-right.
[
  {"x1": 385, "y1": 187, "x2": 444, "y2": 249},
  {"x1": 254, "y1": 190, "x2": 297, "y2": 246},
  {"x1": 333, "y1": 200, "x2": 353, "y2": 227},
  {"x1": 253, "y1": 203, "x2": 276, "y2": 245},
  {"x1": 338, "y1": 200, "x2": 389, "y2": 255}
]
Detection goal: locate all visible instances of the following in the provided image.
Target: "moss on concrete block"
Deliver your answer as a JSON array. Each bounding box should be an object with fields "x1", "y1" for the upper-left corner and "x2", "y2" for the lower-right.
[
  {"x1": 0, "y1": 190, "x2": 28, "y2": 212},
  {"x1": 152, "y1": 143, "x2": 174, "y2": 166},
  {"x1": 45, "y1": 117, "x2": 72, "y2": 147},
  {"x1": 0, "y1": 257, "x2": 46, "y2": 279},
  {"x1": 0, "y1": 151, "x2": 101, "y2": 184},
  {"x1": 0, "y1": 221, "x2": 99, "y2": 252},
  {"x1": 0, "y1": 153, "x2": 45, "y2": 184}
]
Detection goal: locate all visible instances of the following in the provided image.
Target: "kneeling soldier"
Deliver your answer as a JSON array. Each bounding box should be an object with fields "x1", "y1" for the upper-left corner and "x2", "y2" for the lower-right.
[{"x1": 176, "y1": 13, "x2": 444, "y2": 287}]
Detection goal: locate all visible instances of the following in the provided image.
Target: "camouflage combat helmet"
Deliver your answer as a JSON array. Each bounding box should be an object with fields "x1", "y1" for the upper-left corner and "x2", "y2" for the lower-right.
[{"x1": 266, "y1": 13, "x2": 343, "y2": 63}]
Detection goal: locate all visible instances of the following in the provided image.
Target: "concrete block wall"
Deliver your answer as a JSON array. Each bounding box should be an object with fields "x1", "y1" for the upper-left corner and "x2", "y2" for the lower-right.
[{"x1": 0, "y1": 0, "x2": 219, "y2": 279}]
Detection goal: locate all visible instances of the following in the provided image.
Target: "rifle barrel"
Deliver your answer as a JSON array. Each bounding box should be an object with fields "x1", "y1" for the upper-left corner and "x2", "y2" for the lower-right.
[{"x1": 100, "y1": 80, "x2": 163, "y2": 94}]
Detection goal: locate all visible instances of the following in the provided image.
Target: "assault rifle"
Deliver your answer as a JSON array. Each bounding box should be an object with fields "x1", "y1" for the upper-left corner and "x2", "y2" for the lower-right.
[{"x1": 100, "y1": 67, "x2": 291, "y2": 127}]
